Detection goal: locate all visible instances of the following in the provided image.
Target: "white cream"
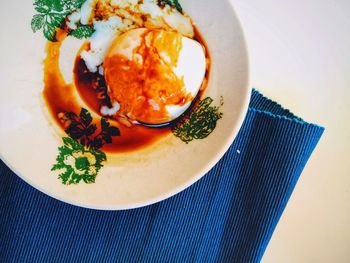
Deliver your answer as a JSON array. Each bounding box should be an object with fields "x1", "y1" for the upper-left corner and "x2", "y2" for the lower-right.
[
  {"x1": 80, "y1": 0, "x2": 96, "y2": 25},
  {"x1": 111, "y1": 0, "x2": 138, "y2": 8},
  {"x1": 100, "y1": 102, "x2": 121, "y2": 116},
  {"x1": 66, "y1": 0, "x2": 96, "y2": 30},
  {"x1": 139, "y1": 2, "x2": 163, "y2": 17},
  {"x1": 81, "y1": 16, "x2": 134, "y2": 72},
  {"x1": 98, "y1": 65, "x2": 105, "y2": 75},
  {"x1": 163, "y1": 10, "x2": 194, "y2": 38},
  {"x1": 67, "y1": 12, "x2": 81, "y2": 30},
  {"x1": 139, "y1": 1, "x2": 194, "y2": 37},
  {"x1": 76, "y1": 0, "x2": 195, "y2": 72}
]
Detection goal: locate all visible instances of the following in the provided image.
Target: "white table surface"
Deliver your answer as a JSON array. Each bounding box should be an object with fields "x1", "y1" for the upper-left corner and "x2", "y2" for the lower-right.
[{"x1": 229, "y1": 0, "x2": 350, "y2": 262}]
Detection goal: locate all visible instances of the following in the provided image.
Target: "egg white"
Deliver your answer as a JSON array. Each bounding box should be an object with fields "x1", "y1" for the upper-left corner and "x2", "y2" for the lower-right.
[
  {"x1": 64, "y1": 0, "x2": 206, "y2": 124},
  {"x1": 103, "y1": 28, "x2": 207, "y2": 123}
]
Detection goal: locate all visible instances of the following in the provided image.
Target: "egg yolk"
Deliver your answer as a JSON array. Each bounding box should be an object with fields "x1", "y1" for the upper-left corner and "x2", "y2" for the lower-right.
[{"x1": 104, "y1": 29, "x2": 193, "y2": 124}]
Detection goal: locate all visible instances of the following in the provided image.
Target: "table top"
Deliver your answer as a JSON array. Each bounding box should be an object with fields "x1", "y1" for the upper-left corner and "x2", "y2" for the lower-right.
[{"x1": 230, "y1": 0, "x2": 350, "y2": 262}]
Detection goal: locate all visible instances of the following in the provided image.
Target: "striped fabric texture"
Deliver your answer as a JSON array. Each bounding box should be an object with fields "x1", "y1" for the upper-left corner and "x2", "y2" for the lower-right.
[{"x1": 0, "y1": 89, "x2": 324, "y2": 263}]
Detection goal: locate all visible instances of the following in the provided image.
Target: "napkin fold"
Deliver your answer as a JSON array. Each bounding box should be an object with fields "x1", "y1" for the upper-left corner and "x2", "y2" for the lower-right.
[{"x1": 0, "y1": 89, "x2": 324, "y2": 263}]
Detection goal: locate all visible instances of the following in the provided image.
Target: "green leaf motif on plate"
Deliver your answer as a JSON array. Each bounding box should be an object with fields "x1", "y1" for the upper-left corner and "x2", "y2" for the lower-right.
[
  {"x1": 31, "y1": 0, "x2": 183, "y2": 41},
  {"x1": 172, "y1": 97, "x2": 223, "y2": 144},
  {"x1": 68, "y1": 25, "x2": 94, "y2": 39},
  {"x1": 52, "y1": 108, "x2": 120, "y2": 185},
  {"x1": 160, "y1": 0, "x2": 183, "y2": 13},
  {"x1": 52, "y1": 137, "x2": 107, "y2": 185},
  {"x1": 31, "y1": 14, "x2": 45, "y2": 32},
  {"x1": 31, "y1": 0, "x2": 88, "y2": 41}
]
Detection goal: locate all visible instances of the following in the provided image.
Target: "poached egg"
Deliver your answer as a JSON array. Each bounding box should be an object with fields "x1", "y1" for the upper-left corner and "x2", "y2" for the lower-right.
[{"x1": 103, "y1": 28, "x2": 207, "y2": 125}]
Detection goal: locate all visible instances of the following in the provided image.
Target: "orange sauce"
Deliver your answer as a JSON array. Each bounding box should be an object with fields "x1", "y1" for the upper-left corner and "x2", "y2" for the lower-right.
[
  {"x1": 43, "y1": 30, "x2": 81, "y2": 125},
  {"x1": 104, "y1": 30, "x2": 191, "y2": 124},
  {"x1": 43, "y1": 28, "x2": 210, "y2": 153}
]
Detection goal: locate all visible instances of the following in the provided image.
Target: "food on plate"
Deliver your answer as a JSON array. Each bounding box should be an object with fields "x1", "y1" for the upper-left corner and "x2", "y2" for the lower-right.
[
  {"x1": 31, "y1": 0, "x2": 223, "y2": 184},
  {"x1": 103, "y1": 28, "x2": 206, "y2": 125},
  {"x1": 35, "y1": 0, "x2": 212, "y2": 153}
]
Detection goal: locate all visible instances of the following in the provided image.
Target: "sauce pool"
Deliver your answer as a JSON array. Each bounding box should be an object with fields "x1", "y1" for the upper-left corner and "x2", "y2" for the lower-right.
[{"x1": 43, "y1": 27, "x2": 210, "y2": 153}]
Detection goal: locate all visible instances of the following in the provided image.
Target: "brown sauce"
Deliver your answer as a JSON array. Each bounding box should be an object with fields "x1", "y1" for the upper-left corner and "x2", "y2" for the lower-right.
[{"x1": 43, "y1": 27, "x2": 210, "y2": 153}]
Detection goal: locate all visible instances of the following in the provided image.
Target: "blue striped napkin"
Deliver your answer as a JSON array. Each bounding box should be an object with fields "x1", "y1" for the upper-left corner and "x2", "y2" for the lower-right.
[{"x1": 0, "y1": 89, "x2": 324, "y2": 263}]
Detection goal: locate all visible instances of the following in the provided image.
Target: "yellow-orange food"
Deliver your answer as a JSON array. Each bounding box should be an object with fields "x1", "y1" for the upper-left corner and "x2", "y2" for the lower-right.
[
  {"x1": 104, "y1": 29, "x2": 193, "y2": 124},
  {"x1": 43, "y1": 28, "x2": 210, "y2": 153},
  {"x1": 43, "y1": 30, "x2": 81, "y2": 125}
]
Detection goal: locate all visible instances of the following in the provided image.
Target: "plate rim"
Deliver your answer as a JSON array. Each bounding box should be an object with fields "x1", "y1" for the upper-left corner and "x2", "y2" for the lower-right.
[{"x1": 0, "y1": 0, "x2": 251, "y2": 210}]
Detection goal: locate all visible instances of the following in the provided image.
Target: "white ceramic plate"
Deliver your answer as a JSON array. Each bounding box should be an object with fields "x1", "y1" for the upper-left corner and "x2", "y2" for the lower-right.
[{"x1": 0, "y1": 0, "x2": 250, "y2": 210}]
